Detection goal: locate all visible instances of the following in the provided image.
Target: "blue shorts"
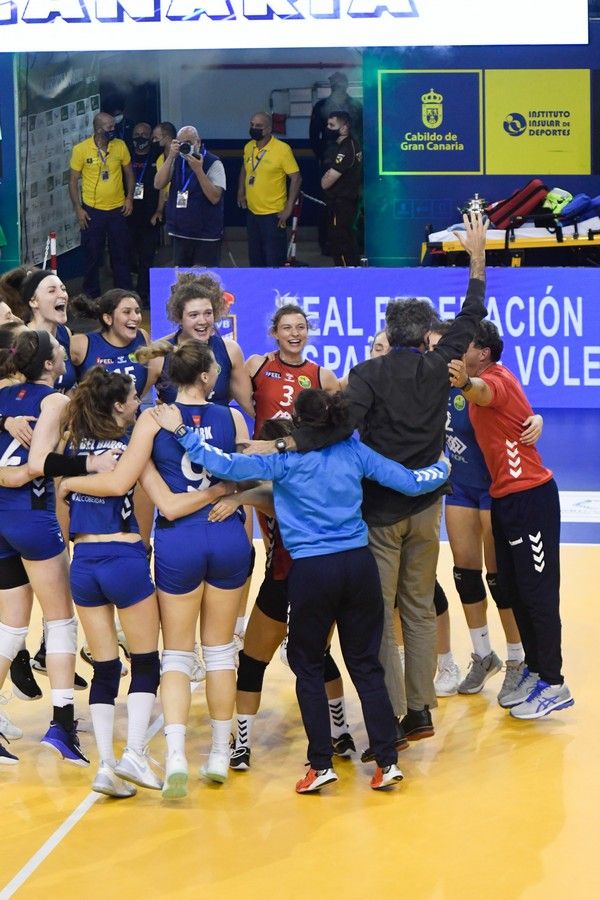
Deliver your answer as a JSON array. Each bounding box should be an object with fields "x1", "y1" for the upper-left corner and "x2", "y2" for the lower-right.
[
  {"x1": 71, "y1": 541, "x2": 155, "y2": 609},
  {"x1": 154, "y1": 517, "x2": 251, "y2": 595},
  {"x1": 446, "y1": 481, "x2": 492, "y2": 511},
  {"x1": 0, "y1": 510, "x2": 66, "y2": 561}
]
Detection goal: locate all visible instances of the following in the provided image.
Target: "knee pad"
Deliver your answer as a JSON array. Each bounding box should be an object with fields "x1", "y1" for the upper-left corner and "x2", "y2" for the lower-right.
[
  {"x1": 161, "y1": 649, "x2": 196, "y2": 678},
  {"x1": 202, "y1": 642, "x2": 237, "y2": 673},
  {"x1": 486, "y1": 572, "x2": 512, "y2": 610},
  {"x1": 0, "y1": 622, "x2": 28, "y2": 663},
  {"x1": 90, "y1": 658, "x2": 121, "y2": 706},
  {"x1": 129, "y1": 651, "x2": 161, "y2": 696},
  {"x1": 452, "y1": 567, "x2": 486, "y2": 605},
  {"x1": 323, "y1": 648, "x2": 341, "y2": 683},
  {"x1": 0, "y1": 555, "x2": 29, "y2": 590},
  {"x1": 433, "y1": 580, "x2": 449, "y2": 616},
  {"x1": 45, "y1": 617, "x2": 78, "y2": 655},
  {"x1": 236, "y1": 651, "x2": 268, "y2": 692}
]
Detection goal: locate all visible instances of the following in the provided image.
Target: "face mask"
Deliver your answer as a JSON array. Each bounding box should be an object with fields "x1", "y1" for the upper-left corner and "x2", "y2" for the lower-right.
[
  {"x1": 133, "y1": 137, "x2": 150, "y2": 152},
  {"x1": 113, "y1": 113, "x2": 124, "y2": 125},
  {"x1": 249, "y1": 127, "x2": 264, "y2": 141},
  {"x1": 327, "y1": 128, "x2": 341, "y2": 141},
  {"x1": 103, "y1": 129, "x2": 116, "y2": 142}
]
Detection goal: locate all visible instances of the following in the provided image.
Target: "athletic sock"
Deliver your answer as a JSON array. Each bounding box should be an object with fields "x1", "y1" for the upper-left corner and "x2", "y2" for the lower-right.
[
  {"x1": 328, "y1": 696, "x2": 348, "y2": 739},
  {"x1": 51, "y1": 688, "x2": 75, "y2": 730},
  {"x1": 126, "y1": 692, "x2": 155, "y2": 754},
  {"x1": 235, "y1": 714, "x2": 255, "y2": 749},
  {"x1": 164, "y1": 723, "x2": 186, "y2": 756},
  {"x1": 90, "y1": 703, "x2": 116, "y2": 765},
  {"x1": 210, "y1": 718, "x2": 232, "y2": 755},
  {"x1": 235, "y1": 616, "x2": 246, "y2": 637},
  {"x1": 506, "y1": 641, "x2": 525, "y2": 663},
  {"x1": 437, "y1": 651, "x2": 455, "y2": 670},
  {"x1": 469, "y1": 627, "x2": 492, "y2": 659}
]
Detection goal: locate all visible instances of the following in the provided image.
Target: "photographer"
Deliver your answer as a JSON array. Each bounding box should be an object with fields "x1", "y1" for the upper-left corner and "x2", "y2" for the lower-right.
[{"x1": 154, "y1": 125, "x2": 226, "y2": 267}]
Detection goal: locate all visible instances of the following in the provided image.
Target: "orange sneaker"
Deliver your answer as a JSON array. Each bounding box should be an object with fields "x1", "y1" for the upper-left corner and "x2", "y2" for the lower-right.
[
  {"x1": 370, "y1": 764, "x2": 404, "y2": 791},
  {"x1": 295, "y1": 767, "x2": 338, "y2": 794}
]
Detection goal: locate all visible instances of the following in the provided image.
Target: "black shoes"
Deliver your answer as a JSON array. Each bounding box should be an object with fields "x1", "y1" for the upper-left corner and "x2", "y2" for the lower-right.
[
  {"x1": 10, "y1": 649, "x2": 43, "y2": 701},
  {"x1": 400, "y1": 706, "x2": 434, "y2": 741},
  {"x1": 361, "y1": 719, "x2": 409, "y2": 763},
  {"x1": 31, "y1": 639, "x2": 89, "y2": 691}
]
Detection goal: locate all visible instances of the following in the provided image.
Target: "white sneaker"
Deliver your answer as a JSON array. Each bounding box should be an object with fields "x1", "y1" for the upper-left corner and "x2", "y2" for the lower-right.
[
  {"x1": 370, "y1": 763, "x2": 404, "y2": 790},
  {"x1": 0, "y1": 695, "x2": 23, "y2": 740},
  {"x1": 92, "y1": 761, "x2": 137, "y2": 799},
  {"x1": 115, "y1": 747, "x2": 163, "y2": 790},
  {"x1": 190, "y1": 644, "x2": 206, "y2": 683},
  {"x1": 434, "y1": 662, "x2": 461, "y2": 697},
  {"x1": 162, "y1": 751, "x2": 188, "y2": 799},
  {"x1": 200, "y1": 750, "x2": 229, "y2": 784}
]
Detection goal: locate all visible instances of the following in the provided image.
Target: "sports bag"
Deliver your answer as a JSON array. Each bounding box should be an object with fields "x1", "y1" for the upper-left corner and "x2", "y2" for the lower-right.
[
  {"x1": 558, "y1": 193, "x2": 595, "y2": 225},
  {"x1": 485, "y1": 179, "x2": 548, "y2": 229}
]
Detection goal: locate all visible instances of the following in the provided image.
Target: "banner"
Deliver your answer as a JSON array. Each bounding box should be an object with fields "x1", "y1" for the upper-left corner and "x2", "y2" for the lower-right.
[
  {"x1": 150, "y1": 267, "x2": 600, "y2": 409},
  {"x1": 0, "y1": 0, "x2": 588, "y2": 53}
]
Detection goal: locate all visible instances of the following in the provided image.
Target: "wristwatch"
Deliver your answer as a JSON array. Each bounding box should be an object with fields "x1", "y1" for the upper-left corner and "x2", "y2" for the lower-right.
[
  {"x1": 174, "y1": 424, "x2": 188, "y2": 438},
  {"x1": 274, "y1": 437, "x2": 287, "y2": 453}
]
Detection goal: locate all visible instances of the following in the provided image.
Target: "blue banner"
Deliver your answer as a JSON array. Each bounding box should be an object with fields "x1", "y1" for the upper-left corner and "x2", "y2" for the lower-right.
[{"x1": 150, "y1": 267, "x2": 600, "y2": 409}]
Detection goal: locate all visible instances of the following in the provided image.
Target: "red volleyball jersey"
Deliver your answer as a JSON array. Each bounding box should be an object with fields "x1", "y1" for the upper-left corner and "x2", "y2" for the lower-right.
[
  {"x1": 251, "y1": 353, "x2": 323, "y2": 437},
  {"x1": 257, "y1": 511, "x2": 292, "y2": 581},
  {"x1": 468, "y1": 364, "x2": 553, "y2": 498}
]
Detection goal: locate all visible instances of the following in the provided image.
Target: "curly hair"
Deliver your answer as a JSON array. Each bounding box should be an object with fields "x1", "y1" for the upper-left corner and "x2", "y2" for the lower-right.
[{"x1": 166, "y1": 272, "x2": 227, "y2": 325}]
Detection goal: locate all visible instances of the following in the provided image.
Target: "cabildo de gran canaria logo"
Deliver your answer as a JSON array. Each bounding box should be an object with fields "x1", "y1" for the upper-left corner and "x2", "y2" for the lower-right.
[
  {"x1": 503, "y1": 110, "x2": 571, "y2": 138},
  {"x1": 401, "y1": 86, "x2": 464, "y2": 152},
  {"x1": 422, "y1": 88, "x2": 443, "y2": 128}
]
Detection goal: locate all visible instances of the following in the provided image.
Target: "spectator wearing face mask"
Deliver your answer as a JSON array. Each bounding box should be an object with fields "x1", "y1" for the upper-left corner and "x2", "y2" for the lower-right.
[
  {"x1": 321, "y1": 111, "x2": 362, "y2": 267},
  {"x1": 128, "y1": 122, "x2": 164, "y2": 306},
  {"x1": 69, "y1": 112, "x2": 135, "y2": 299},
  {"x1": 154, "y1": 125, "x2": 226, "y2": 267},
  {"x1": 237, "y1": 112, "x2": 301, "y2": 267}
]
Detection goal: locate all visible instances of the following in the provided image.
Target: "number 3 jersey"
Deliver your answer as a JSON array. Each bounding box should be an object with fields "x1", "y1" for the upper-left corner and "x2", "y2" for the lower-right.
[
  {"x1": 0, "y1": 382, "x2": 56, "y2": 510},
  {"x1": 151, "y1": 401, "x2": 237, "y2": 523},
  {"x1": 251, "y1": 353, "x2": 324, "y2": 437},
  {"x1": 67, "y1": 434, "x2": 138, "y2": 537}
]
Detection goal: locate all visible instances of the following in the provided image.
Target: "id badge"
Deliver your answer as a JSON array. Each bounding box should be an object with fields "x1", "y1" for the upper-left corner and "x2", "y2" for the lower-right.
[
  {"x1": 176, "y1": 190, "x2": 189, "y2": 208},
  {"x1": 101, "y1": 170, "x2": 109, "y2": 181},
  {"x1": 134, "y1": 183, "x2": 144, "y2": 200}
]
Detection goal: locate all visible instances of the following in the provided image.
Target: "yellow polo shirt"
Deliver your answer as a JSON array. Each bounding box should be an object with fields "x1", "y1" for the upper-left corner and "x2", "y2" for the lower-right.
[
  {"x1": 243, "y1": 136, "x2": 299, "y2": 215},
  {"x1": 70, "y1": 137, "x2": 131, "y2": 210}
]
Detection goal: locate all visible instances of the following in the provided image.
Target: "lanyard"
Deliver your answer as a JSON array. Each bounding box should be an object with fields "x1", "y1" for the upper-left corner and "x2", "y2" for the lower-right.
[
  {"x1": 180, "y1": 159, "x2": 194, "y2": 193},
  {"x1": 135, "y1": 157, "x2": 149, "y2": 184},
  {"x1": 250, "y1": 147, "x2": 267, "y2": 175},
  {"x1": 97, "y1": 147, "x2": 108, "y2": 167}
]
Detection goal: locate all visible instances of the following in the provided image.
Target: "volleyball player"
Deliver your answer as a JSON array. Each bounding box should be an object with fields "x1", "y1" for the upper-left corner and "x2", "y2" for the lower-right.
[
  {"x1": 19, "y1": 270, "x2": 78, "y2": 393},
  {"x1": 61, "y1": 341, "x2": 252, "y2": 798}
]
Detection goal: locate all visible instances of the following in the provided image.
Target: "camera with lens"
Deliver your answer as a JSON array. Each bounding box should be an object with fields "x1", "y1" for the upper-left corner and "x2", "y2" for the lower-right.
[{"x1": 179, "y1": 141, "x2": 192, "y2": 156}]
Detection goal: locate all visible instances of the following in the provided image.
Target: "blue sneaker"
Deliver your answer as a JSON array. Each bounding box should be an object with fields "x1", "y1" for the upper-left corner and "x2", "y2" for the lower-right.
[
  {"x1": 0, "y1": 733, "x2": 19, "y2": 765},
  {"x1": 41, "y1": 722, "x2": 90, "y2": 767},
  {"x1": 510, "y1": 680, "x2": 574, "y2": 720}
]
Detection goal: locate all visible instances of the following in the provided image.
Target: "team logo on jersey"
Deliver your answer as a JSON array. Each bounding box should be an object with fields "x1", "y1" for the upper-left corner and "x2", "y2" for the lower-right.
[
  {"x1": 284, "y1": 373, "x2": 295, "y2": 383},
  {"x1": 297, "y1": 375, "x2": 312, "y2": 388},
  {"x1": 265, "y1": 371, "x2": 281, "y2": 380},
  {"x1": 96, "y1": 357, "x2": 114, "y2": 366},
  {"x1": 17, "y1": 388, "x2": 26, "y2": 400},
  {"x1": 453, "y1": 394, "x2": 466, "y2": 411},
  {"x1": 192, "y1": 415, "x2": 201, "y2": 426},
  {"x1": 128, "y1": 353, "x2": 138, "y2": 363}
]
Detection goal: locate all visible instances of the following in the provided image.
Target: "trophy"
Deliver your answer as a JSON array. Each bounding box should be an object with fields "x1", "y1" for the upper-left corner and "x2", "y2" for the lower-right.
[{"x1": 460, "y1": 193, "x2": 488, "y2": 222}]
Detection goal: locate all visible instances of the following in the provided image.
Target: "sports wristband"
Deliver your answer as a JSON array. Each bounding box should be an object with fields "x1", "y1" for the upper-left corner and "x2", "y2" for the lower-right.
[
  {"x1": 174, "y1": 424, "x2": 188, "y2": 438},
  {"x1": 43, "y1": 453, "x2": 89, "y2": 477}
]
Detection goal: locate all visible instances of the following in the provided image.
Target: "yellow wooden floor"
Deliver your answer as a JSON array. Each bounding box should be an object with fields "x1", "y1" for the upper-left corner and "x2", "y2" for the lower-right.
[{"x1": 1, "y1": 542, "x2": 598, "y2": 900}]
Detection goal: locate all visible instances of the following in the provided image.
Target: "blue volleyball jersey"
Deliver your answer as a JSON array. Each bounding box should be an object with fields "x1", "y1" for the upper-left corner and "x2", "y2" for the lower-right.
[
  {"x1": 446, "y1": 387, "x2": 491, "y2": 490},
  {"x1": 78, "y1": 330, "x2": 148, "y2": 395},
  {"x1": 67, "y1": 434, "x2": 139, "y2": 537},
  {"x1": 55, "y1": 323, "x2": 77, "y2": 393},
  {"x1": 152, "y1": 401, "x2": 237, "y2": 524},
  {"x1": 156, "y1": 329, "x2": 232, "y2": 405},
  {"x1": 0, "y1": 382, "x2": 56, "y2": 510}
]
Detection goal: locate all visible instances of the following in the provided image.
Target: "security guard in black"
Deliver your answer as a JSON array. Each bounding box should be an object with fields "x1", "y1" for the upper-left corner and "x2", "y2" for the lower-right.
[{"x1": 321, "y1": 111, "x2": 362, "y2": 266}]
